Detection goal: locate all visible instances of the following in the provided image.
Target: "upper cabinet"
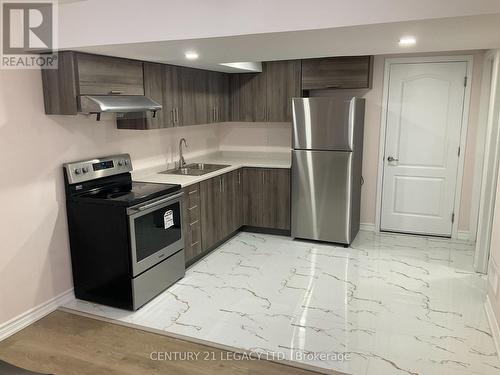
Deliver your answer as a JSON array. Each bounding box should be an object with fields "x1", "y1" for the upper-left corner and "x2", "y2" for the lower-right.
[
  {"x1": 42, "y1": 51, "x2": 373, "y2": 128},
  {"x1": 230, "y1": 59, "x2": 301, "y2": 122},
  {"x1": 76, "y1": 53, "x2": 144, "y2": 95},
  {"x1": 265, "y1": 60, "x2": 302, "y2": 122},
  {"x1": 42, "y1": 51, "x2": 144, "y2": 115},
  {"x1": 302, "y1": 56, "x2": 373, "y2": 90}
]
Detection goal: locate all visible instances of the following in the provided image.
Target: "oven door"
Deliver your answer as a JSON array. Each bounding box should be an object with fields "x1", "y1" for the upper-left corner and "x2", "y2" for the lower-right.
[{"x1": 127, "y1": 192, "x2": 184, "y2": 276}]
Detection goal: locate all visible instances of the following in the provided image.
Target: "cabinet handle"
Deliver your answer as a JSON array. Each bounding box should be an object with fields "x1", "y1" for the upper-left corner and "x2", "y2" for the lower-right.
[
  {"x1": 222, "y1": 177, "x2": 225, "y2": 193},
  {"x1": 238, "y1": 171, "x2": 241, "y2": 184},
  {"x1": 215, "y1": 107, "x2": 219, "y2": 122},
  {"x1": 261, "y1": 171, "x2": 264, "y2": 185},
  {"x1": 174, "y1": 108, "x2": 179, "y2": 124},
  {"x1": 171, "y1": 109, "x2": 175, "y2": 124},
  {"x1": 109, "y1": 90, "x2": 124, "y2": 95},
  {"x1": 188, "y1": 205, "x2": 198, "y2": 211},
  {"x1": 188, "y1": 189, "x2": 198, "y2": 195},
  {"x1": 219, "y1": 178, "x2": 222, "y2": 193},
  {"x1": 191, "y1": 240, "x2": 200, "y2": 247},
  {"x1": 189, "y1": 220, "x2": 199, "y2": 226}
]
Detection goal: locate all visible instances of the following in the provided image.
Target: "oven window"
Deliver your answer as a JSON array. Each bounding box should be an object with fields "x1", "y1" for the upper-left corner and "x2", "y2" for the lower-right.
[{"x1": 133, "y1": 201, "x2": 181, "y2": 263}]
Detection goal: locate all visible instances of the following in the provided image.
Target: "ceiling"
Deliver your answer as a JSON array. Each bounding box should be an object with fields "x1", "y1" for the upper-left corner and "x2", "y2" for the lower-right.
[
  {"x1": 56, "y1": 0, "x2": 500, "y2": 71},
  {"x1": 66, "y1": 14, "x2": 500, "y2": 72}
]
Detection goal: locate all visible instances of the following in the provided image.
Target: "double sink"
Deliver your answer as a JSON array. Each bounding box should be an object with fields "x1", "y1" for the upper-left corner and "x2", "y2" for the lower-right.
[{"x1": 160, "y1": 163, "x2": 229, "y2": 176}]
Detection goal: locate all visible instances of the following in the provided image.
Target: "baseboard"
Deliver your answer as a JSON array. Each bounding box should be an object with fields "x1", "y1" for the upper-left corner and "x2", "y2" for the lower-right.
[
  {"x1": 485, "y1": 295, "x2": 500, "y2": 358},
  {"x1": 359, "y1": 223, "x2": 375, "y2": 232},
  {"x1": 0, "y1": 288, "x2": 74, "y2": 341},
  {"x1": 457, "y1": 230, "x2": 472, "y2": 241}
]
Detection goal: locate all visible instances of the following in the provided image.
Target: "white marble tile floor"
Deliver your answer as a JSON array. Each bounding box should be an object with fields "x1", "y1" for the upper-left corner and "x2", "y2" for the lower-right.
[{"x1": 64, "y1": 231, "x2": 500, "y2": 375}]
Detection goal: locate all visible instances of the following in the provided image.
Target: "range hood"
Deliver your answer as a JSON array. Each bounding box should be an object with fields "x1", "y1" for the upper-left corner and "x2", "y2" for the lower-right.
[{"x1": 78, "y1": 95, "x2": 162, "y2": 121}]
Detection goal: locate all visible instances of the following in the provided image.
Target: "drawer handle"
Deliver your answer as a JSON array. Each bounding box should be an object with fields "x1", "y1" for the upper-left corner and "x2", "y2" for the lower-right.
[
  {"x1": 190, "y1": 220, "x2": 199, "y2": 226},
  {"x1": 188, "y1": 189, "x2": 198, "y2": 195},
  {"x1": 191, "y1": 241, "x2": 200, "y2": 247},
  {"x1": 109, "y1": 90, "x2": 124, "y2": 95},
  {"x1": 188, "y1": 205, "x2": 198, "y2": 211}
]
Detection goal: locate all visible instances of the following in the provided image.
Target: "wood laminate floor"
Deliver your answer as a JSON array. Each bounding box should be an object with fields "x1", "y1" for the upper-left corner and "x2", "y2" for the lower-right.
[{"x1": 0, "y1": 311, "x2": 326, "y2": 375}]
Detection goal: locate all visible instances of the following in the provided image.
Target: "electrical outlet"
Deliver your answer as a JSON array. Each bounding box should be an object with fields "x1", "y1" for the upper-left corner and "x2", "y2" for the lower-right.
[{"x1": 488, "y1": 260, "x2": 499, "y2": 296}]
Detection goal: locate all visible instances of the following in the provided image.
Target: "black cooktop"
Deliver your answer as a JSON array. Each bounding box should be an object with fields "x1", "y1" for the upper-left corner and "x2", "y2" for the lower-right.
[{"x1": 74, "y1": 181, "x2": 181, "y2": 207}]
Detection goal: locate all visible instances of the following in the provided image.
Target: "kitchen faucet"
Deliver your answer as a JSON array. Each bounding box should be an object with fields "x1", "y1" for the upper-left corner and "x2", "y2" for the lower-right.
[{"x1": 178, "y1": 138, "x2": 188, "y2": 168}]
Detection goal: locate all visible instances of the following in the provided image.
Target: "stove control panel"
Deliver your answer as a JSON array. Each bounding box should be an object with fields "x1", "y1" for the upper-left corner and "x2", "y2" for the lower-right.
[{"x1": 64, "y1": 154, "x2": 133, "y2": 184}]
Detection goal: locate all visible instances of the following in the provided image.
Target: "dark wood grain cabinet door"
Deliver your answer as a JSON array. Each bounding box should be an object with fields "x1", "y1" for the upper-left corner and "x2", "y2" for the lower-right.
[
  {"x1": 230, "y1": 73, "x2": 267, "y2": 122},
  {"x1": 180, "y1": 67, "x2": 210, "y2": 126},
  {"x1": 208, "y1": 71, "x2": 229, "y2": 123},
  {"x1": 243, "y1": 168, "x2": 290, "y2": 230},
  {"x1": 221, "y1": 170, "x2": 243, "y2": 237},
  {"x1": 200, "y1": 176, "x2": 222, "y2": 252},
  {"x1": 262, "y1": 168, "x2": 291, "y2": 230},
  {"x1": 302, "y1": 56, "x2": 373, "y2": 90},
  {"x1": 76, "y1": 53, "x2": 144, "y2": 95},
  {"x1": 164, "y1": 64, "x2": 182, "y2": 127},
  {"x1": 142, "y1": 62, "x2": 165, "y2": 129},
  {"x1": 242, "y1": 168, "x2": 264, "y2": 226},
  {"x1": 264, "y1": 60, "x2": 302, "y2": 122}
]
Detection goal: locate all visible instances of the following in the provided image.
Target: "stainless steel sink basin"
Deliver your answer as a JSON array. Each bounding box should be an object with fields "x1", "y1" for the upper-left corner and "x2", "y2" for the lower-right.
[{"x1": 159, "y1": 163, "x2": 229, "y2": 176}]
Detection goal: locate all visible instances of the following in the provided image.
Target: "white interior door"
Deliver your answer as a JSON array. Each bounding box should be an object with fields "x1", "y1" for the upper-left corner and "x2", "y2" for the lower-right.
[{"x1": 380, "y1": 61, "x2": 468, "y2": 236}]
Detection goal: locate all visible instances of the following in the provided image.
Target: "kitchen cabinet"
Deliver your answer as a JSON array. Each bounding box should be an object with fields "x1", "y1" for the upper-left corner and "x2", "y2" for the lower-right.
[
  {"x1": 200, "y1": 169, "x2": 242, "y2": 252},
  {"x1": 164, "y1": 64, "x2": 183, "y2": 127},
  {"x1": 208, "y1": 71, "x2": 230, "y2": 122},
  {"x1": 179, "y1": 67, "x2": 210, "y2": 126},
  {"x1": 265, "y1": 60, "x2": 302, "y2": 122},
  {"x1": 243, "y1": 168, "x2": 290, "y2": 230},
  {"x1": 302, "y1": 56, "x2": 373, "y2": 90},
  {"x1": 230, "y1": 72, "x2": 267, "y2": 122},
  {"x1": 182, "y1": 184, "x2": 202, "y2": 265},
  {"x1": 221, "y1": 169, "x2": 243, "y2": 237},
  {"x1": 76, "y1": 53, "x2": 144, "y2": 95},
  {"x1": 42, "y1": 51, "x2": 144, "y2": 115},
  {"x1": 230, "y1": 60, "x2": 301, "y2": 122}
]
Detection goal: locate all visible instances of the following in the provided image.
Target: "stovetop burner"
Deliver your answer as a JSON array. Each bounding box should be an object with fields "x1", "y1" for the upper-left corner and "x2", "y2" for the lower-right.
[{"x1": 73, "y1": 181, "x2": 181, "y2": 207}]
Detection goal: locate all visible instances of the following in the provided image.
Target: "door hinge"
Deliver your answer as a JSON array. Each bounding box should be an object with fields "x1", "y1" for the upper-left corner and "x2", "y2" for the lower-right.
[
  {"x1": 464, "y1": 76, "x2": 468, "y2": 87},
  {"x1": 451, "y1": 213, "x2": 455, "y2": 223},
  {"x1": 457, "y1": 147, "x2": 461, "y2": 157}
]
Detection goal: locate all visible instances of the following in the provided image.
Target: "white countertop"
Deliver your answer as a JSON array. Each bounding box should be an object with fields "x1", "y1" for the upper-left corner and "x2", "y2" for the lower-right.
[{"x1": 132, "y1": 150, "x2": 291, "y2": 187}]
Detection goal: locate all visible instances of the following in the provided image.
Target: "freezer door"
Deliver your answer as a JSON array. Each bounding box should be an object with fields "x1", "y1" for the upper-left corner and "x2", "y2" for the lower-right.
[
  {"x1": 291, "y1": 150, "x2": 353, "y2": 244},
  {"x1": 292, "y1": 97, "x2": 363, "y2": 151}
]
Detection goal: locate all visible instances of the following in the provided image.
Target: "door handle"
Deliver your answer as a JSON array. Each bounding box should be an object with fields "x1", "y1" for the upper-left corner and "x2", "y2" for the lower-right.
[{"x1": 387, "y1": 156, "x2": 399, "y2": 162}]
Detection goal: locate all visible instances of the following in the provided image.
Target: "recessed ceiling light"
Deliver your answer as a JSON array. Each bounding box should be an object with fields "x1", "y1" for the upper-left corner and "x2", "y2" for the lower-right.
[
  {"x1": 399, "y1": 36, "x2": 416, "y2": 46},
  {"x1": 185, "y1": 51, "x2": 199, "y2": 60}
]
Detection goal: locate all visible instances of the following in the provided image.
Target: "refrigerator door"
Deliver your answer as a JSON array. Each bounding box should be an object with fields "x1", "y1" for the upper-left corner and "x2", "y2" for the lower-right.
[
  {"x1": 292, "y1": 97, "x2": 360, "y2": 151},
  {"x1": 291, "y1": 150, "x2": 354, "y2": 244}
]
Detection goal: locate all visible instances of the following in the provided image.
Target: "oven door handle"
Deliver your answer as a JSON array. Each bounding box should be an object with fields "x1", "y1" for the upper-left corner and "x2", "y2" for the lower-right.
[{"x1": 132, "y1": 192, "x2": 184, "y2": 212}]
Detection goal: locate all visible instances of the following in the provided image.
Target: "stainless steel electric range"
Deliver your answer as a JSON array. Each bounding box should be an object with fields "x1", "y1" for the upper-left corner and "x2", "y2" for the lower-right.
[{"x1": 63, "y1": 154, "x2": 184, "y2": 310}]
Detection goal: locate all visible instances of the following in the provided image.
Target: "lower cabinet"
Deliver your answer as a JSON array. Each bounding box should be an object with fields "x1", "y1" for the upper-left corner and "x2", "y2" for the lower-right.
[
  {"x1": 182, "y1": 183, "x2": 202, "y2": 264},
  {"x1": 243, "y1": 168, "x2": 291, "y2": 230},
  {"x1": 200, "y1": 169, "x2": 243, "y2": 252},
  {"x1": 182, "y1": 167, "x2": 290, "y2": 265}
]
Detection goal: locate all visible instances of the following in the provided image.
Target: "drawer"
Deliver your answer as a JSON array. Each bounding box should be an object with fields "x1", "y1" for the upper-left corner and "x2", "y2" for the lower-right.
[
  {"x1": 186, "y1": 204, "x2": 200, "y2": 223},
  {"x1": 186, "y1": 186, "x2": 200, "y2": 208},
  {"x1": 132, "y1": 249, "x2": 185, "y2": 310},
  {"x1": 189, "y1": 221, "x2": 201, "y2": 243}
]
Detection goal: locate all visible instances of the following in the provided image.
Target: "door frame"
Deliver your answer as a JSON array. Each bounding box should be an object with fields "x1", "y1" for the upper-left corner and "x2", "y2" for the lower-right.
[
  {"x1": 474, "y1": 50, "x2": 500, "y2": 273},
  {"x1": 374, "y1": 55, "x2": 474, "y2": 239}
]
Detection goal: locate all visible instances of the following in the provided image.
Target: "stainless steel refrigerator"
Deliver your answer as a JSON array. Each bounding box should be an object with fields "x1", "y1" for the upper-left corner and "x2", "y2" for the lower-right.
[{"x1": 291, "y1": 97, "x2": 365, "y2": 245}]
